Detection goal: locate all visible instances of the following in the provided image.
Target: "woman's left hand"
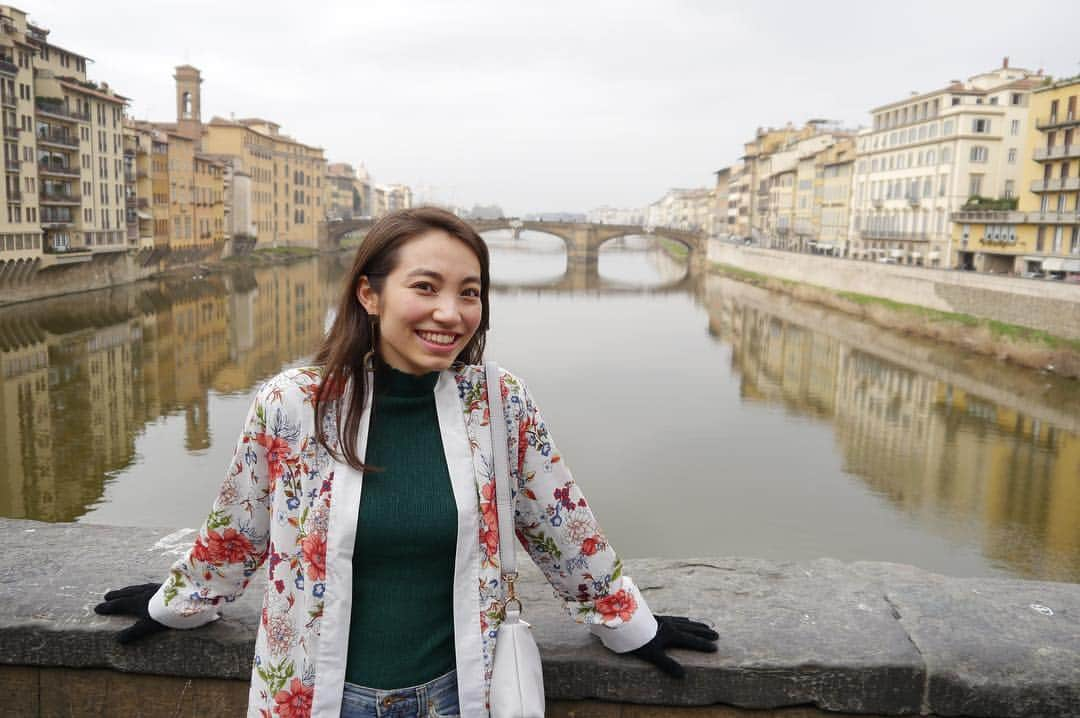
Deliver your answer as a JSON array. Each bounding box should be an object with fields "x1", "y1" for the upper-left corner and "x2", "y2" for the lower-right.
[{"x1": 630, "y1": 615, "x2": 719, "y2": 678}]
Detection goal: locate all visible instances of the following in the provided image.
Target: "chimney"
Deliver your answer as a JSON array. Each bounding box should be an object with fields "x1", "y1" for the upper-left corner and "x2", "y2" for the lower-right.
[{"x1": 1002, "y1": 56, "x2": 1009, "y2": 69}]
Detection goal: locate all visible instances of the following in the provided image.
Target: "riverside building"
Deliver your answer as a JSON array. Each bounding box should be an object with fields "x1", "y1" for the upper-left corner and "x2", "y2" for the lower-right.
[
  {"x1": 951, "y1": 77, "x2": 1080, "y2": 277},
  {"x1": 849, "y1": 59, "x2": 1043, "y2": 267},
  {"x1": 0, "y1": 5, "x2": 130, "y2": 274},
  {"x1": 152, "y1": 65, "x2": 327, "y2": 249}
]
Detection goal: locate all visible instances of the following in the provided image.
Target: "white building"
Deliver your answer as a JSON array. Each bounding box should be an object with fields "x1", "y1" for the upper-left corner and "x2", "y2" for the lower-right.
[
  {"x1": 848, "y1": 59, "x2": 1043, "y2": 266},
  {"x1": 647, "y1": 188, "x2": 713, "y2": 231},
  {"x1": 586, "y1": 206, "x2": 646, "y2": 225}
]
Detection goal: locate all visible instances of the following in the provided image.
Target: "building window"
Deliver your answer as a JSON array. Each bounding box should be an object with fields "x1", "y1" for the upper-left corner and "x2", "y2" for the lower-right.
[
  {"x1": 970, "y1": 146, "x2": 989, "y2": 162},
  {"x1": 1011, "y1": 93, "x2": 1022, "y2": 106},
  {"x1": 942, "y1": 147, "x2": 951, "y2": 163},
  {"x1": 927, "y1": 149, "x2": 936, "y2": 164},
  {"x1": 1010, "y1": 119, "x2": 1020, "y2": 136},
  {"x1": 968, "y1": 174, "x2": 983, "y2": 197},
  {"x1": 1008, "y1": 148, "x2": 1017, "y2": 163},
  {"x1": 972, "y1": 118, "x2": 990, "y2": 133},
  {"x1": 1004, "y1": 180, "x2": 1015, "y2": 198}
]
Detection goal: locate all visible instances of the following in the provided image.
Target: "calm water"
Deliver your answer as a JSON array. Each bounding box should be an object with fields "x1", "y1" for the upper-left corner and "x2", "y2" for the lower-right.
[{"x1": 1, "y1": 231, "x2": 1077, "y2": 583}]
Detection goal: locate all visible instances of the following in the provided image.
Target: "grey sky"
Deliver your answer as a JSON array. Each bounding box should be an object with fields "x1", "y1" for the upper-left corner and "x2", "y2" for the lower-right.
[{"x1": 30, "y1": 0, "x2": 1080, "y2": 215}]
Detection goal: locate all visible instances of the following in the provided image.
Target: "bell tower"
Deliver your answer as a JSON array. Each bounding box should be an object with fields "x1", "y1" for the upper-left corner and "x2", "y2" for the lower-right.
[{"x1": 174, "y1": 65, "x2": 203, "y2": 147}]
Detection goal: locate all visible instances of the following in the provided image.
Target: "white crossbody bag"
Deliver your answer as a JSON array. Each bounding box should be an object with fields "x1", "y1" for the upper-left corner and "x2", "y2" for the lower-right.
[{"x1": 485, "y1": 361, "x2": 546, "y2": 718}]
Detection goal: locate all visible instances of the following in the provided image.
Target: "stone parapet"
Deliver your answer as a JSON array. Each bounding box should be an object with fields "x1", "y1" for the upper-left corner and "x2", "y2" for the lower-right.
[
  {"x1": 1, "y1": 518, "x2": 1077, "y2": 717},
  {"x1": 707, "y1": 242, "x2": 1080, "y2": 341}
]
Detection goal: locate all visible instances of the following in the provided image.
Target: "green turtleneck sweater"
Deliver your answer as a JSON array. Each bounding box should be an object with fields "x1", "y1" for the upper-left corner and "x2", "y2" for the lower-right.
[{"x1": 344, "y1": 364, "x2": 458, "y2": 689}]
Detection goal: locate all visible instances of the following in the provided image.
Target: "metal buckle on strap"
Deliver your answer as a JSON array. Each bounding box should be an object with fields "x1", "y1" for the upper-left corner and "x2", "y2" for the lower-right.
[{"x1": 500, "y1": 571, "x2": 522, "y2": 618}]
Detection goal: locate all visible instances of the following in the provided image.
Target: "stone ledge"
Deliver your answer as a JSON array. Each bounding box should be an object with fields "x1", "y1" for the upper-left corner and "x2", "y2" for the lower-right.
[{"x1": 1, "y1": 518, "x2": 1077, "y2": 717}]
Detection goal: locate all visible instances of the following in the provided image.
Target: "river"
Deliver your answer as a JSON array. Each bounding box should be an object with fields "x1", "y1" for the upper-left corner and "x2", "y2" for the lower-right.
[{"x1": 1, "y1": 231, "x2": 1077, "y2": 582}]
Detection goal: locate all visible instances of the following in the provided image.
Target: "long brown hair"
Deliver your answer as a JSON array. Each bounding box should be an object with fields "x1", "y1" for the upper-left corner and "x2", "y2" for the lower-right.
[{"x1": 313, "y1": 206, "x2": 490, "y2": 470}]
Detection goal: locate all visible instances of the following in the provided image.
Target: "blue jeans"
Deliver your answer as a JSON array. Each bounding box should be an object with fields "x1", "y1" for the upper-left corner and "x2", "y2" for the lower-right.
[{"x1": 340, "y1": 669, "x2": 459, "y2": 718}]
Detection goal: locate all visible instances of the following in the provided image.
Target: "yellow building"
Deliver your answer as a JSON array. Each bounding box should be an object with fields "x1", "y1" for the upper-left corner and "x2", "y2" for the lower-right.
[
  {"x1": 326, "y1": 162, "x2": 358, "y2": 220},
  {"x1": 123, "y1": 122, "x2": 154, "y2": 250},
  {"x1": 818, "y1": 138, "x2": 857, "y2": 253},
  {"x1": 165, "y1": 131, "x2": 195, "y2": 251},
  {"x1": 193, "y1": 153, "x2": 224, "y2": 247},
  {"x1": 952, "y1": 77, "x2": 1080, "y2": 276},
  {"x1": 760, "y1": 126, "x2": 852, "y2": 251},
  {"x1": 0, "y1": 5, "x2": 130, "y2": 274},
  {"x1": 739, "y1": 123, "x2": 820, "y2": 241}
]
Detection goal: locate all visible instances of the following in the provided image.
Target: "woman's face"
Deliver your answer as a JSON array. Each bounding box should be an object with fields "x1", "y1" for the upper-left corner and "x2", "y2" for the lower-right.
[{"x1": 356, "y1": 229, "x2": 484, "y2": 375}]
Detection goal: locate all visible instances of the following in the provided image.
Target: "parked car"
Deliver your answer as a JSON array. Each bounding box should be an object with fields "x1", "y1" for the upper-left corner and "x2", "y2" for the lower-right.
[
  {"x1": 1020, "y1": 271, "x2": 1045, "y2": 279},
  {"x1": 877, "y1": 257, "x2": 898, "y2": 264}
]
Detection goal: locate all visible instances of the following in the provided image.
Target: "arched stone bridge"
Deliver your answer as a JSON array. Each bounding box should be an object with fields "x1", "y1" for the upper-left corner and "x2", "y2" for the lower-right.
[{"x1": 322, "y1": 218, "x2": 707, "y2": 264}]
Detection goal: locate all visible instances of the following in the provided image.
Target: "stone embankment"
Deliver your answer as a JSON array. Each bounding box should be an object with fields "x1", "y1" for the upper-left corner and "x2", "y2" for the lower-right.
[
  {"x1": 707, "y1": 243, "x2": 1080, "y2": 342},
  {"x1": 2, "y1": 518, "x2": 1077, "y2": 717}
]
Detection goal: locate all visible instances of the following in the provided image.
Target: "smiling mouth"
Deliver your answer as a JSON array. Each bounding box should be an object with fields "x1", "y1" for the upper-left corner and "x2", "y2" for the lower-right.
[{"x1": 416, "y1": 330, "x2": 459, "y2": 347}]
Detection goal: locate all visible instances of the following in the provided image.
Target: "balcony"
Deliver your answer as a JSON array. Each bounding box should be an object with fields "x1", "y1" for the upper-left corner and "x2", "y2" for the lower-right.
[
  {"x1": 0, "y1": 57, "x2": 18, "y2": 76},
  {"x1": 5, "y1": 189, "x2": 20, "y2": 202},
  {"x1": 907, "y1": 195, "x2": 921, "y2": 207},
  {"x1": 1030, "y1": 177, "x2": 1080, "y2": 193},
  {"x1": 860, "y1": 229, "x2": 931, "y2": 242},
  {"x1": 2, "y1": 126, "x2": 18, "y2": 139},
  {"x1": 34, "y1": 100, "x2": 90, "y2": 123},
  {"x1": 124, "y1": 171, "x2": 135, "y2": 183},
  {"x1": 951, "y1": 209, "x2": 1024, "y2": 223},
  {"x1": 41, "y1": 215, "x2": 75, "y2": 228},
  {"x1": 136, "y1": 169, "x2": 149, "y2": 179},
  {"x1": 1025, "y1": 211, "x2": 1080, "y2": 224},
  {"x1": 137, "y1": 198, "x2": 149, "y2": 209},
  {"x1": 1033, "y1": 144, "x2": 1080, "y2": 161},
  {"x1": 36, "y1": 130, "x2": 78, "y2": 149},
  {"x1": 4, "y1": 159, "x2": 19, "y2": 172},
  {"x1": 38, "y1": 161, "x2": 80, "y2": 179},
  {"x1": 1036, "y1": 113, "x2": 1080, "y2": 130},
  {"x1": 1, "y1": 94, "x2": 14, "y2": 110},
  {"x1": 39, "y1": 189, "x2": 81, "y2": 205}
]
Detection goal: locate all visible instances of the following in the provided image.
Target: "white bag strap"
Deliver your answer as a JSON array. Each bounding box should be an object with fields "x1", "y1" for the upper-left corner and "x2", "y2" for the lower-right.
[{"x1": 485, "y1": 361, "x2": 521, "y2": 614}]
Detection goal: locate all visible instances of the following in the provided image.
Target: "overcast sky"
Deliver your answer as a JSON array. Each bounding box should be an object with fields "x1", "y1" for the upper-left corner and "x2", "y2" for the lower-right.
[{"x1": 29, "y1": 0, "x2": 1080, "y2": 215}]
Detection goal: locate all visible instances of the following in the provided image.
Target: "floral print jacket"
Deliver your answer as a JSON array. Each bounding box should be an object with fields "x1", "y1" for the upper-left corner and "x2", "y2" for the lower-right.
[{"x1": 148, "y1": 364, "x2": 657, "y2": 718}]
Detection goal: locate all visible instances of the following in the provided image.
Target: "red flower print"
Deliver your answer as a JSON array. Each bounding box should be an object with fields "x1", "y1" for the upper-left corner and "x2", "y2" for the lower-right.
[
  {"x1": 581, "y1": 536, "x2": 601, "y2": 556},
  {"x1": 206, "y1": 528, "x2": 255, "y2": 565},
  {"x1": 596, "y1": 589, "x2": 637, "y2": 623},
  {"x1": 481, "y1": 525, "x2": 499, "y2": 559},
  {"x1": 273, "y1": 677, "x2": 313, "y2": 718},
  {"x1": 256, "y1": 433, "x2": 292, "y2": 485},
  {"x1": 301, "y1": 534, "x2": 326, "y2": 581},
  {"x1": 191, "y1": 535, "x2": 212, "y2": 563}
]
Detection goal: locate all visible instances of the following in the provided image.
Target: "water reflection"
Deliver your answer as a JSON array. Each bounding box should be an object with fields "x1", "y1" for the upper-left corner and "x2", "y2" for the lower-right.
[
  {"x1": 708, "y1": 276, "x2": 1080, "y2": 582},
  {"x1": 0, "y1": 258, "x2": 343, "y2": 522}
]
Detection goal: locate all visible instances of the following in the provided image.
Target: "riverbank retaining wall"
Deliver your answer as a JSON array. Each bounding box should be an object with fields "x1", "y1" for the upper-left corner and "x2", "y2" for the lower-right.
[
  {"x1": 2, "y1": 518, "x2": 1077, "y2": 717},
  {"x1": 707, "y1": 243, "x2": 1080, "y2": 341}
]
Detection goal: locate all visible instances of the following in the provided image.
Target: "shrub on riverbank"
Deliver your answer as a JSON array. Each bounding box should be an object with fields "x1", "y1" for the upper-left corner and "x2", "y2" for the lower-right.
[{"x1": 712, "y1": 262, "x2": 1080, "y2": 379}]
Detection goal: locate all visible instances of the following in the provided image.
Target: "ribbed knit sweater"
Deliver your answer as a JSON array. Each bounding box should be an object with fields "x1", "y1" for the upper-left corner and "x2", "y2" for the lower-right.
[{"x1": 343, "y1": 363, "x2": 458, "y2": 689}]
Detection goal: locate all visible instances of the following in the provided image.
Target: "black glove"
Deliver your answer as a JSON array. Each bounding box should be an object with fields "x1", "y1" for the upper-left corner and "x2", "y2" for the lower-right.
[
  {"x1": 630, "y1": 614, "x2": 719, "y2": 678},
  {"x1": 94, "y1": 583, "x2": 169, "y2": 644}
]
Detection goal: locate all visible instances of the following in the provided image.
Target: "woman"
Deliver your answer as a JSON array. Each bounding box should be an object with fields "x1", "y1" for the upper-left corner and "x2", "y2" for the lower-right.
[{"x1": 97, "y1": 207, "x2": 717, "y2": 717}]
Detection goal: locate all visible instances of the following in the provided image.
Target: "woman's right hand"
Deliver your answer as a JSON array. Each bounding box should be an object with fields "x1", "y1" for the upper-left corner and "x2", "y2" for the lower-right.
[{"x1": 94, "y1": 583, "x2": 169, "y2": 644}]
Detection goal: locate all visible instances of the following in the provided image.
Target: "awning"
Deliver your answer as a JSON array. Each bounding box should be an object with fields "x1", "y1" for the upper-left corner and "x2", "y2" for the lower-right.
[
  {"x1": 890, "y1": 249, "x2": 904, "y2": 258},
  {"x1": 928, "y1": 252, "x2": 941, "y2": 260},
  {"x1": 1063, "y1": 259, "x2": 1080, "y2": 272},
  {"x1": 136, "y1": 211, "x2": 152, "y2": 220},
  {"x1": 1043, "y1": 258, "x2": 1065, "y2": 271}
]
